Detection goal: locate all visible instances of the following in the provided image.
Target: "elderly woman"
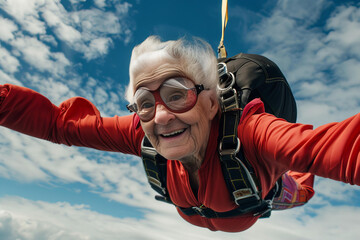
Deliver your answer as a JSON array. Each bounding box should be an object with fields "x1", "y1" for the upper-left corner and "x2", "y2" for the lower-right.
[{"x1": 0, "y1": 36, "x2": 359, "y2": 232}]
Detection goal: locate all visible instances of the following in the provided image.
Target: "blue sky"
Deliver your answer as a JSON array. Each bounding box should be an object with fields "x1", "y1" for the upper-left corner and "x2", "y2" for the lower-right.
[{"x1": 0, "y1": 0, "x2": 360, "y2": 239}]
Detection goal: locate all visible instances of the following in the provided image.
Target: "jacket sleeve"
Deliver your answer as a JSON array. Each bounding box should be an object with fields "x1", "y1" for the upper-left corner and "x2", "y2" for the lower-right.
[
  {"x1": 0, "y1": 84, "x2": 144, "y2": 155},
  {"x1": 240, "y1": 105, "x2": 360, "y2": 186}
]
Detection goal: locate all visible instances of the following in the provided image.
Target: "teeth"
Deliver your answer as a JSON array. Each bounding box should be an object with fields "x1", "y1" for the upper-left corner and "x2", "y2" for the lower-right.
[{"x1": 162, "y1": 129, "x2": 185, "y2": 137}]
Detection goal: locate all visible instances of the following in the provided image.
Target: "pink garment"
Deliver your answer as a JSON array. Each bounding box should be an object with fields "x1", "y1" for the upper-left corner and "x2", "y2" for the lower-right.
[{"x1": 272, "y1": 172, "x2": 314, "y2": 210}]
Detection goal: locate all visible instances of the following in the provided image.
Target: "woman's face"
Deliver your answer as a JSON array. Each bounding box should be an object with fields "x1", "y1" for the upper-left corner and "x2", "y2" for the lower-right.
[{"x1": 132, "y1": 55, "x2": 219, "y2": 161}]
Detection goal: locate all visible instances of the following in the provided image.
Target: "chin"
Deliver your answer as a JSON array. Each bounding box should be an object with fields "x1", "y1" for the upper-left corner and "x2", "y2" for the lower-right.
[
  {"x1": 160, "y1": 151, "x2": 184, "y2": 161},
  {"x1": 159, "y1": 148, "x2": 192, "y2": 160}
]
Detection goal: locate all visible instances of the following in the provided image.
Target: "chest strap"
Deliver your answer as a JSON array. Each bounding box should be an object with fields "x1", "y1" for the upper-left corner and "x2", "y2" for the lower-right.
[{"x1": 141, "y1": 136, "x2": 275, "y2": 218}]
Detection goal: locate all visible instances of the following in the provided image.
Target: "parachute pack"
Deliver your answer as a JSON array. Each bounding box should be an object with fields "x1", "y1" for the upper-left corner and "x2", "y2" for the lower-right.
[
  {"x1": 140, "y1": 53, "x2": 297, "y2": 218},
  {"x1": 218, "y1": 53, "x2": 297, "y2": 123}
]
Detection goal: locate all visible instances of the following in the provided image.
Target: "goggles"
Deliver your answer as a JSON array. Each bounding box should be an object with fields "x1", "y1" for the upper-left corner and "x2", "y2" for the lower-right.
[{"x1": 127, "y1": 77, "x2": 204, "y2": 122}]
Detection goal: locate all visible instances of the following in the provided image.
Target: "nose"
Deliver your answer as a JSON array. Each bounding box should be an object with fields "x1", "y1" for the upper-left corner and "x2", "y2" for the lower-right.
[{"x1": 153, "y1": 104, "x2": 175, "y2": 125}]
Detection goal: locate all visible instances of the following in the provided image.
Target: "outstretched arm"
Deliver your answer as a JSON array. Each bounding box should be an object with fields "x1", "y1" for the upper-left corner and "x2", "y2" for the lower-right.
[
  {"x1": 0, "y1": 84, "x2": 144, "y2": 155},
  {"x1": 241, "y1": 103, "x2": 360, "y2": 186}
]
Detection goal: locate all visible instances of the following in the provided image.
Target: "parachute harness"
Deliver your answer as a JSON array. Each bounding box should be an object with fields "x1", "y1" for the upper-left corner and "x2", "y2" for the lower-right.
[
  {"x1": 139, "y1": 62, "x2": 278, "y2": 219},
  {"x1": 139, "y1": 0, "x2": 280, "y2": 219}
]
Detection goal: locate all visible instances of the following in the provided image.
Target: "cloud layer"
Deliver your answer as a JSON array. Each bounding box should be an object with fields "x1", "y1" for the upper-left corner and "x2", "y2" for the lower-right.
[{"x1": 243, "y1": 0, "x2": 360, "y2": 126}]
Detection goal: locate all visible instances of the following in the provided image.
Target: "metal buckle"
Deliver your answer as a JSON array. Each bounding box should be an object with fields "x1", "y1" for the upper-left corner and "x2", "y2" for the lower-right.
[
  {"x1": 232, "y1": 188, "x2": 254, "y2": 201},
  {"x1": 148, "y1": 176, "x2": 167, "y2": 195},
  {"x1": 218, "y1": 85, "x2": 240, "y2": 114},
  {"x1": 217, "y1": 72, "x2": 235, "y2": 93},
  {"x1": 234, "y1": 156, "x2": 260, "y2": 203},
  {"x1": 219, "y1": 137, "x2": 240, "y2": 156},
  {"x1": 253, "y1": 200, "x2": 272, "y2": 217},
  {"x1": 141, "y1": 139, "x2": 158, "y2": 156},
  {"x1": 218, "y1": 62, "x2": 229, "y2": 84},
  {"x1": 192, "y1": 206, "x2": 207, "y2": 217},
  {"x1": 218, "y1": 62, "x2": 227, "y2": 75}
]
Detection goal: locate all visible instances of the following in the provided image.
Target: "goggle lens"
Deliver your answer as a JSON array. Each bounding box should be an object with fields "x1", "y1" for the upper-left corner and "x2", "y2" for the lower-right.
[{"x1": 127, "y1": 78, "x2": 204, "y2": 122}]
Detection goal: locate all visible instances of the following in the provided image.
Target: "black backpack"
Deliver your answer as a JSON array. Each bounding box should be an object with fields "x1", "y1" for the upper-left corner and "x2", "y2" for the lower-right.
[{"x1": 218, "y1": 53, "x2": 296, "y2": 123}]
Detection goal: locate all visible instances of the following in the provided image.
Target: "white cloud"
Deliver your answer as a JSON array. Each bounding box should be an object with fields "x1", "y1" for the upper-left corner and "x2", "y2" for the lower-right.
[
  {"x1": 93, "y1": 85, "x2": 109, "y2": 105},
  {"x1": 0, "y1": 16, "x2": 18, "y2": 42},
  {"x1": 0, "y1": 0, "x2": 131, "y2": 120},
  {"x1": 94, "y1": 0, "x2": 106, "y2": 9},
  {"x1": 85, "y1": 37, "x2": 112, "y2": 60},
  {"x1": 243, "y1": 2, "x2": 360, "y2": 125},
  {"x1": 277, "y1": 0, "x2": 329, "y2": 23},
  {"x1": 325, "y1": 5, "x2": 360, "y2": 56},
  {"x1": 43, "y1": 9, "x2": 83, "y2": 44},
  {"x1": 0, "y1": 196, "x2": 215, "y2": 240},
  {"x1": 10, "y1": 35, "x2": 70, "y2": 76},
  {"x1": 0, "y1": 0, "x2": 46, "y2": 35},
  {"x1": 333, "y1": 58, "x2": 360, "y2": 87},
  {"x1": 23, "y1": 73, "x2": 76, "y2": 104},
  {"x1": 0, "y1": 0, "x2": 132, "y2": 62},
  {"x1": 73, "y1": 77, "x2": 127, "y2": 118},
  {"x1": 0, "y1": 70, "x2": 22, "y2": 85},
  {"x1": 0, "y1": 0, "x2": 131, "y2": 122},
  {"x1": 313, "y1": 177, "x2": 360, "y2": 202},
  {"x1": 40, "y1": 2, "x2": 130, "y2": 60},
  {"x1": 1, "y1": 183, "x2": 360, "y2": 240},
  {"x1": 0, "y1": 128, "x2": 155, "y2": 208},
  {"x1": 0, "y1": 47, "x2": 20, "y2": 74}
]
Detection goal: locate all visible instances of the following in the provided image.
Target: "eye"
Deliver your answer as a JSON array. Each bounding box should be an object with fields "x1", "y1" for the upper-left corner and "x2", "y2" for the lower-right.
[
  {"x1": 168, "y1": 93, "x2": 184, "y2": 102},
  {"x1": 140, "y1": 100, "x2": 154, "y2": 110},
  {"x1": 135, "y1": 89, "x2": 155, "y2": 111},
  {"x1": 167, "y1": 91, "x2": 186, "y2": 103}
]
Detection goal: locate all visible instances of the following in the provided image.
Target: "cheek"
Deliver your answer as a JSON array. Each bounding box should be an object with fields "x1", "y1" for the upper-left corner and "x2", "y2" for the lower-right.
[
  {"x1": 187, "y1": 108, "x2": 212, "y2": 140},
  {"x1": 140, "y1": 122, "x2": 156, "y2": 141}
]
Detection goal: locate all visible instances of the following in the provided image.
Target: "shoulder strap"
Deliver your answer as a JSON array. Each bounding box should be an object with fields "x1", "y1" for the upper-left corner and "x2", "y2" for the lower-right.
[
  {"x1": 141, "y1": 137, "x2": 172, "y2": 204},
  {"x1": 217, "y1": 64, "x2": 273, "y2": 216}
]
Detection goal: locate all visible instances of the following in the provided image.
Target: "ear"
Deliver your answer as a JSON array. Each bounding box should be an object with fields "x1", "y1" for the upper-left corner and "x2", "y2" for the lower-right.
[{"x1": 202, "y1": 90, "x2": 219, "y2": 120}]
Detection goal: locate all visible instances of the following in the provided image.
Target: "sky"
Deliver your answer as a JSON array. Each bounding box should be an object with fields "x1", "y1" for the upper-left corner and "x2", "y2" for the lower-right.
[{"x1": 0, "y1": 0, "x2": 360, "y2": 239}]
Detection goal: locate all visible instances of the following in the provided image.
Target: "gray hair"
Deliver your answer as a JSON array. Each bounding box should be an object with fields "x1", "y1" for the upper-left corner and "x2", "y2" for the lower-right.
[{"x1": 125, "y1": 36, "x2": 219, "y2": 102}]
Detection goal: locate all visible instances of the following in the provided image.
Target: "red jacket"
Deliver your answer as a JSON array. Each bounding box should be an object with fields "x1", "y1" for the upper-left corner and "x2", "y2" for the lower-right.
[{"x1": 1, "y1": 84, "x2": 359, "y2": 232}]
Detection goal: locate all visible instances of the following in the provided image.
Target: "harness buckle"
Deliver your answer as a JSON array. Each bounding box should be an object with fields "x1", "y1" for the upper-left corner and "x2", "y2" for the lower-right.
[
  {"x1": 217, "y1": 63, "x2": 235, "y2": 91},
  {"x1": 141, "y1": 144, "x2": 158, "y2": 156},
  {"x1": 219, "y1": 137, "x2": 240, "y2": 156},
  {"x1": 233, "y1": 188, "x2": 256, "y2": 201},
  {"x1": 147, "y1": 176, "x2": 167, "y2": 195},
  {"x1": 253, "y1": 200, "x2": 273, "y2": 217},
  {"x1": 192, "y1": 206, "x2": 207, "y2": 217}
]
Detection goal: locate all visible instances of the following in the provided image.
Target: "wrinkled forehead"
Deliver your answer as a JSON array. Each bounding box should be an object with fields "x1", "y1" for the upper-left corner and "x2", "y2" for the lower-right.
[{"x1": 130, "y1": 50, "x2": 189, "y2": 91}]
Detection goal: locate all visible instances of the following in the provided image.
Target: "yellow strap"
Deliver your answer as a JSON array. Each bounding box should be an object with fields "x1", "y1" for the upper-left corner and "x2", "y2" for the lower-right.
[{"x1": 218, "y1": 0, "x2": 228, "y2": 58}]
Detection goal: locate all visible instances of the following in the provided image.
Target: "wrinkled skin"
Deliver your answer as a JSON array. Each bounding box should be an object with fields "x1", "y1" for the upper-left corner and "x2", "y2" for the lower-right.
[{"x1": 132, "y1": 54, "x2": 219, "y2": 173}]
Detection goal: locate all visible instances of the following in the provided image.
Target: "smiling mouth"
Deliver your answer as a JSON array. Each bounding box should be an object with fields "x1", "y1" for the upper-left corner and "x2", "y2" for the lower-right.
[{"x1": 161, "y1": 128, "x2": 186, "y2": 138}]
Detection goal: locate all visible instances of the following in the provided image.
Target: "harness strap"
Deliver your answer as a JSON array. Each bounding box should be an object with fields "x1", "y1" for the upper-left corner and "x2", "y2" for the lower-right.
[
  {"x1": 141, "y1": 137, "x2": 172, "y2": 204},
  {"x1": 179, "y1": 200, "x2": 272, "y2": 218},
  {"x1": 140, "y1": 133, "x2": 277, "y2": 218},
  {"x1": 217, "y1": 65, "x2": 266, "y2": 210}
]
